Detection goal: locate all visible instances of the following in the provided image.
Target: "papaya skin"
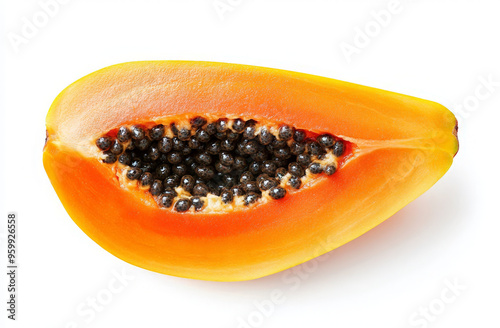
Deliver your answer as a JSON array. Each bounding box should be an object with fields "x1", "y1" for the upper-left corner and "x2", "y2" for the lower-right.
[{"x1": 43, "y1": 61, "x2": 458, "y2": 281}]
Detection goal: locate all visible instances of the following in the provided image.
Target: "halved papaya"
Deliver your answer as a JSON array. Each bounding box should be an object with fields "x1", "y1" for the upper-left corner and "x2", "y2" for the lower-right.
[{"x1": 43, "y1": 61, "x2": 458, "y2": 281}]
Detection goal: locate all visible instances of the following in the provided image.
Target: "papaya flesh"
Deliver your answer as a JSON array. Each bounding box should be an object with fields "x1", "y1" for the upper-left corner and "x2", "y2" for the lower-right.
[{"x1": 43, "y1": 61, "x2": 458, "y2": 281}]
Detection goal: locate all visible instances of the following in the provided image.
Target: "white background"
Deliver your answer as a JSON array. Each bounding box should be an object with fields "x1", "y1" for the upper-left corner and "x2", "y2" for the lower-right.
[{"x1": 1, "y1": 1, "x2": 499, "y2": 327}]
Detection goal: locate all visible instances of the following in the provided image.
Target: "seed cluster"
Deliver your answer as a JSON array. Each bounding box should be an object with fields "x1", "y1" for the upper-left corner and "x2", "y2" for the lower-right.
[{"x1": 95, "y1": 117, "x2": 345, "y2": 212}]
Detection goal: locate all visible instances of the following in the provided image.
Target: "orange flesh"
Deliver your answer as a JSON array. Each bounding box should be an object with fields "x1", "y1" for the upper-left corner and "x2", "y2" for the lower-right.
[{"x1": 43, "y1": 61, "x2": 458, "y2": 281}]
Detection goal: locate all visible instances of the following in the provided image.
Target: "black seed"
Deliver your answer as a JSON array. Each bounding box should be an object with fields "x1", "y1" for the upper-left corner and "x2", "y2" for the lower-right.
[
  {"x1": 205, "y1": 123, "x2": 217, "y2": 135},
  {"x1": 293, "y1": 130, "x2": 306, "y2": 142},
  {"x1": 155, "y1": 164, "x2": 171, "y2": 180},
  {"x1": 172, "y1": 164, "x2": 187, "y2": 176},
  {"x1": 184, "y1": 156, "x2": 195, "y2": 166},
  {"x1": 141, "y1": 162, "x2": 156, "y2": 173},
  {"x1": 174, "y1": 199, "x2": 191, "y2": 212},
  {"x1": 163, "y1": 187, "x2": 177, "y2": 199},
  {"x1": 109, "y1": 140, "x2": 123, "y2": 155},
  {"x1": 288, "y1": 162, "x2": 304, "y2": 177},
  {"x1": 251, "y1": 149, "x2": 268, "y2": 162},
  {"x1": 258, "y1": 127, "x2": 273, "y2": 145},
  {"x1": 243, "y1": 125, "x2": 256, "y2": 140},
  {"x1": 317, "y1": 134, "x2": 334, "y2": 148},
  {"x1": 261, "y1": 161, "x2": 277, "y2": 175},
  {"x1": 149, "y1": 125, "x2": 165, "y2": 140},
  {"x1": 271, "y1": 139, "x2": 288, "y2": 149},
  {"x1": 269, "y1": 186, "x2": 286, "y2": 200},
  {"x1": 231, "y1": 185, "x2": 245, "y2": 196},
  {"x1": 148, "y1": 144, "x2": 160, "y2": 161},
  {"x1": 196, "y1": 129, "x2": 211, "y2": 143},
  {"x1": 219, "y1": 152, "x2": 234, "y2": 166},
  {"x1": 131, "y1": 126, "x2": 145, "y2": 140},
  {"x1": 172, "y1": 137, "x2": 185, "y2": 151},
  {"x1": 126, "y1": 168, "x2": 142, "y2": 180},
  {"x1": 233, "y1": 156, "x2": 247, "y2": 171},
  {"x1": 256, "y1": 174, "x2": 269, "y2": 184},
  {"x1": 308, "y1": 162, "x2": 323, "y2": 174},
  {"x1": 150, "y1": 180, "x2": 163, "y2": 196},
  {"x1": 290, "y1": 142, "x2": 305, "y2": 155},
  {"x1": 244, "y1": 140, "x2": 259, "y2": 155},
  {"x1": 130, "y1": 158, "x2": 142, "y2": 168},
  {"x1": 180, "y1": 175, "x2": 195, "y2": 192},
  {"x1": 333, "y1": 141, "x2": 345, "y2": 157},
  {"x1": 206, "y1": 181, "x2": 222, "y2": 196},
  {"x1": 232, "y1": 118, "x2": 245, "y2": 132},
  {"x1": 102, "y1": 151, "x2": 117, "y2": 164},
  {"x1": 190, "y1": 116, "x2": 207, "y2": 128},
  {"x1": 158, "y1": 137, "x2": 173, "y2": 153},
  {"x1": 167, "y1": 152, "x2": 182, "y2": 164},
  {"x1": 273, "y1": 157, "x2": 288, "y2": 168},
  {"x1": 216, "y1": 119, "x2": 228, "y2": 133},
  {"x1": 222, "y1": 175, "x2": 237, "y2": 187},
  {"x1": 297, "y1": 153, "x2": 311, "y2": 166},
  {"x1": 178, "y1": 128, "x2": 191, "y2": 141},
  {"x1": 118, "y1": 153, "x2": 132, "y2": 165},
  {"x1": 170, "y1": 123, "x2": 179, "y2": 136},
  {"x1": 249, "y1": 162, "x2": 260, "y2": 175},
  {"x1": 96, "y1": 136, "x2": 112, "y2": 151},
  {"x1": 240, "y1": 171, "x2": 254, "y2": 184},
  {"x1": 324, "y1": 165, "x2": 337, "y2": 175},
  {"x1": 275, "y1": 167, "x2": 287, "y2": 180},
  {"x1": 227, "y1": 131, "x2": 240, "y2": 142},
  {"x1": 159, "y1": 153, "x2": 168, "y2": 163},
  {"x1": 187, "y1": 136, "x2": 201, "y2": 150},
  {"x1": 164, "y1": 175, "x2": 180, "y2": 188},
  {"x1": 206, "y1": 140, "x2": 221, "y2": 155},
  {"x1": 259, "y1": 178, "x2": 278, "y2": 191},
  {"x1": 219, "y1": 139, "x2": 234, "y2": 151},
  {"x1": 278, "y1": 125, "x2": 294, "y2": 141},
  {"x1": 158, "y1": 193, "x2": 174, "y2": 208},
  {"x1": 117, "y1": 126, "x2": 131, "y2": 142},
  {"x1": 181, "y1": 146, "x2": 192, "y2": 156},
  {"x1": 243, "y1": 181, "x2": 260, "y2": 193},
  {"x1": 191, "y1": 196, "x2": 204, "y2": 211},
  {"x1": 140, "y1": 172, "x2": 153, "y2": 187},
  {"x1": 244, "y1": 192, "x2": 260, "y2": 206},
  {"x1": 195, "y1": 152, "x2": 212, "y2": 165},
  {"x1": 306, "y1": 140, "x2": 323, "y2": 156},
  {"x1": 134, "y1": 138, "x2": 151, "y2": 151},
  {"x1": 214, "y1": 131, "x2": 227, "y2": 140},
  {"x1": 215, "y1": 162, "x2": 232, "y2": 174},
  {"x1": 195, "y1": 166, "x2": 215, "y2": 180},
  {"x1": 220, "y1": 189, "x2": 233, "y2": 204},
  {"x1": 273, "y1": 147, "x2": 291, "y2": 159},
  {"x1": 192, "y1": 183, "x2": 209, "y2": 196},
  {"x1": 288, "y1": 176, "x2": 301, "y2": 189}
]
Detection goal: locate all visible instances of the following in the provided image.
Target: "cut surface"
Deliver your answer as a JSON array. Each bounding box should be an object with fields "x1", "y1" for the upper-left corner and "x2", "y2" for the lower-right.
[{"x1": 43, "y1": 61, "x2": 458, "y2": 281}]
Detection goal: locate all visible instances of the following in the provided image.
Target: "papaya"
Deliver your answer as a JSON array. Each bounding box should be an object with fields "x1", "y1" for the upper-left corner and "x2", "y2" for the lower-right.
[{"x1": 43, "y1": 61, "x2": 458, "y2": 281}]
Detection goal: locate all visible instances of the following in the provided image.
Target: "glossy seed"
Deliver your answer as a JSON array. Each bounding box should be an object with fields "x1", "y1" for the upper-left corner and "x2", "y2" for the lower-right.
[
  {"x1": 232, "y1": 118, "x2": 245, "y2": 132},
  {"x1": 220, "y1": 189, "x2": 233, "y2": 204},
  {"x1": 175, "y1": 199, "x2": 191, "y2": 212},
  {"x1": 333, "y1": 141, "x2": 345, "y2": 157},
  {"x1": 244, "y1": 192, "x2": 260, "y2": 206},
  {"x1": 118, "y1": 153, "x2": 131, "y2": 165},
  {"x1": 287, "y1": 176, "x2": 301, "y2": 189},
  {"x1": 178, "y1": 128, "x2": 191, "y2": 141},
  {"x1": 164, "y1": 175, "x2": 180, "y2": 189},
  {"x1": 192, "y1": 183, "x2": 209, "y2": 196},
  {"x1": 288, "y1": 162, "x2": 304, "y2": 177},
  {"x1": 140, "y1": 172, "x2": 153, "y2": 187},
  {"x1": 172, "y1": 164, "x2": 188, "y2": 176},
  {"x1": 317, "y1": 134, "x2": 334, "y2": 148},
  {"x1": 196, "y1": 129, "x2": 211, "y2": 143},
  {"x1": 96, "y1": 137, "x2": 112, "y2": 151},
  {"x1": 216, "y1": 119, "x2": 228, "y2": 133},
  {"x1": 259, "y1": 178, "x2": 278, "y2": 191},
  {"x1": 215, "y1": 162, "x2": 232, "y2": 174},
  {"x1": 324, "y1": 165, "x2": 337, "y2": 176},
  {"x1": 126, "y1": 168, "x2": 142, "y2": 180},
  {"x1": 110, "y1": 140, "x2": 123, "y2": 155},
  {"x1": 258, "y1": 127, "x2": 273, "y2": 145},
  {"x1": 158, "y1": 137, "x2": 173, "y2": 153},
  {"x1": 167, "y1": 152, "x2": 182, "y2": 164},
  {"x1": 158, "y1": 193, "x2": 174, "y2": 208},
  {"x1": 117, "y1": 127, "x2": 131, "y2": 142},
  {"x1": 149, "y1": 125, "x2": 165, "y2": 140},
  {"x1": 190, "y1": 116, "x2": 207, "y2": 128},
  {"x1": 155, "y1": 164, "x2": 171, "y2": 180},
  {"x1": 195, "y1": 152, "x2": 212, "y2": 165},
  {"x1": 306, "y1": 140, "x2": 323, "y2": 155},
  {"x1": 275, "y1": 167, "x2": 287, "y2": 180},
  {"x1": 131, "y1": 126, "x2": 145, "y2": 140},
  {"x1": 150, "y1": 180, "x2": 163, "y2": 196},
  {"x1": 195, "y1": 166, "x2": 215, "y2": 180},
  {"x1": 191, "y1": 197, "x2": 204, "y2": 211},
  {"x1": 269, "y1": 186, "x2": 286, "y2": 200},
  {"x1": 278, "y1": 125, "x2": 294, "y2": 141},
  {"x1": 240, "y1": 171, "x2": 254, "y2": 184},
  {"x1": 180, "y1": 175, "x2": 195, "y2": 192},
  {"x1": 308, "y1": 162, "x2": 323, "y2": 174},
  {"x1": 135, "y1": 138, "x2": 150, "y2": 151},
  {"x1": 293, "y1": 130, "x2": 306, "y2": 142},
  {"x1": 102, "y1": 151, "x2": 117, "y2": 164}
]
